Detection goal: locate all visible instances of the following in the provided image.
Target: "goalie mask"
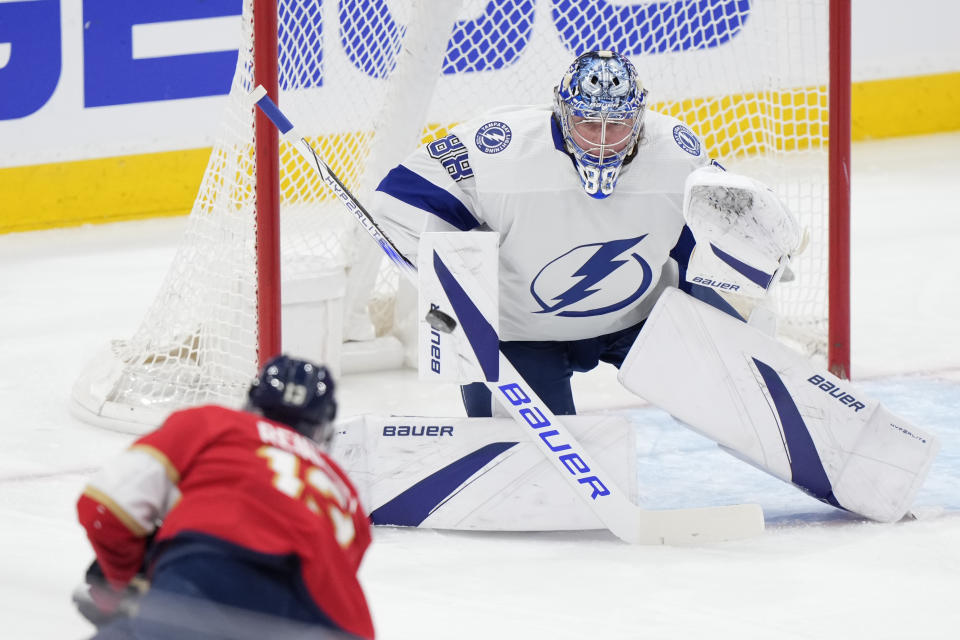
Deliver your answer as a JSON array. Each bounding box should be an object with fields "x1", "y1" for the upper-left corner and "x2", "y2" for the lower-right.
[
  {"x1": 554, "y1": 50, "x2": 647, "y2": 199},
  {"x1": 247, "y1": 355, "x2": 338, "y2": 445}
]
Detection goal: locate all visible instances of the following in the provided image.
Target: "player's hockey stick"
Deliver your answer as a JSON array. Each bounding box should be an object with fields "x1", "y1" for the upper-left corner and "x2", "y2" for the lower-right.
[{"x1": 250, "y1": 86, "x2": 764, "y2": 544}]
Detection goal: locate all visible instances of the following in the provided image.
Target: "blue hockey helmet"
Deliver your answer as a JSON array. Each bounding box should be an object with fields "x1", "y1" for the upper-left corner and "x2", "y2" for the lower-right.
[
  {"x1": 247, "y1": 355, "x2": 338, "y2": 443},
  {"x1": 554, "y1": 50, "x2": 648, "y2": 199}
]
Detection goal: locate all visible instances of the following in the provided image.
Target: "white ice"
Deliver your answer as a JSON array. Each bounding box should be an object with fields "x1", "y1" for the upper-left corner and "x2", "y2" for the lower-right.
[{"x1": 1, "y1": 132, "x2": 959, "y2": 639}]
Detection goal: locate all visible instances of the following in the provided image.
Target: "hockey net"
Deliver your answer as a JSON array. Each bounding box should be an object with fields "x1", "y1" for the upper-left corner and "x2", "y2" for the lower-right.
[{"x1": 72, "y1": 0, "x2": 842, "y2": 432}]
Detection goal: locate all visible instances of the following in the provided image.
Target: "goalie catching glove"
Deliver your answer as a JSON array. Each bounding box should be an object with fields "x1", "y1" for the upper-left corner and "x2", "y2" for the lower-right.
[{"x1": 683, "y1": 165, "x2": 803, "y2": 299}]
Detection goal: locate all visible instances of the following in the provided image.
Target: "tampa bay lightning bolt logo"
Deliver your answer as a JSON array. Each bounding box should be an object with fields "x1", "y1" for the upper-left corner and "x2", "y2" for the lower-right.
[
  {"x1": 475, "y1": 121, "x2": 512, "y2": 154},
  {"x1": 672, "y1": 124, "x2": 701, "y2": 156},
  {"x1": 530, "y1": 236, "x2": 654, "y2": 317}
]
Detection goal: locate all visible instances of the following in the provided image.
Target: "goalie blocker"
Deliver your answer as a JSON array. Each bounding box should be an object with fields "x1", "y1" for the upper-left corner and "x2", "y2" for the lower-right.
[
  {"x1": 619, "y1": 287, "x2": 939, "y2": 522},
  {"x1": 416, "y1": 231, "x2": 498, "y2": 383}
]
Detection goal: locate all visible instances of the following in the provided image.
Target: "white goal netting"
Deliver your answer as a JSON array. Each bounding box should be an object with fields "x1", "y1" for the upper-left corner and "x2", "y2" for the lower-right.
[{"x1": 73, "y1": 0, "x2": 834, "y2": 431}]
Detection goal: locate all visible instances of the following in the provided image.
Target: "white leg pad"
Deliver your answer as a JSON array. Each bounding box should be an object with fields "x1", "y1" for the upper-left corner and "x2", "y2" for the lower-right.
[
  {"x1": 618, "y1": 287, "x2": 939, "y2": 522},
  {"x1": 328, "y1": 413, "x2": 636, "y2": 531}
]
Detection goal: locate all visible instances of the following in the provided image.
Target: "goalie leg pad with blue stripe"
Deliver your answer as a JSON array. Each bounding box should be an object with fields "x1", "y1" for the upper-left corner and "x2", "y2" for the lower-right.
[
  {"x1": 328, "y1": 414, "x2": 636, "y2": 531},
  {"x1": 618, "y1": 287, "x2": 939, "y2": 522}
]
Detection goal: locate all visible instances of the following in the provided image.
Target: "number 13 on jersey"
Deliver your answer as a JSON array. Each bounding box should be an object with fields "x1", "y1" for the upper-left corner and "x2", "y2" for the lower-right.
[{"x1": 258, "y1": 445, "x2": 357, "y2": 548}]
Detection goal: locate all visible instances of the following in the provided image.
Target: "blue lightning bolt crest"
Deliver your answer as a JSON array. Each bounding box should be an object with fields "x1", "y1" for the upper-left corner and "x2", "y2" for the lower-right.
[{"x1": 530, "y1": 236, "x2": 653, "y2": 317}]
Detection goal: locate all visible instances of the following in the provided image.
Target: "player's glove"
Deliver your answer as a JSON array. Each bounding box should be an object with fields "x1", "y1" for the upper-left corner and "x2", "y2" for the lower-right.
[{"x1": 71, "y1": 559, "x2": 149, "y2": 627}]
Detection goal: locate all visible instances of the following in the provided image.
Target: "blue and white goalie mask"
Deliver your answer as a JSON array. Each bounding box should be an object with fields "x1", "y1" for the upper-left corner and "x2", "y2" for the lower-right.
[{"x1": 554, "y1": 50, "x2": 647, "y2": 199}]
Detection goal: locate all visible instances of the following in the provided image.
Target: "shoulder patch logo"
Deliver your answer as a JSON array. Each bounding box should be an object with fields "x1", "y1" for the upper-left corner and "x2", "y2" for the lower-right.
[
  {"x1": 475, "y1": 121, "x2": 512, "y2": 154},
  {"x1": 672, "y1": 124, "x2": 701, "y2": 156}
]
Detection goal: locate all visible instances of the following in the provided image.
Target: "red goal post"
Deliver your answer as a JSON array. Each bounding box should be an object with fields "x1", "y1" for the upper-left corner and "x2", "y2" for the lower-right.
[
  {"x1": 72, "y1": 0, "x2": 851, "y2": 433},
  {"x1": 828, "y1": 0, "x2": 852, "y2": 380}
]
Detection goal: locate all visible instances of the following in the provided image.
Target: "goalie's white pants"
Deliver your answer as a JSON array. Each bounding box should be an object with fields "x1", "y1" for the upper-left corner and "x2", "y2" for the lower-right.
[{"x1": 619, "y1": 287, "x2": 939, "y2": 522}]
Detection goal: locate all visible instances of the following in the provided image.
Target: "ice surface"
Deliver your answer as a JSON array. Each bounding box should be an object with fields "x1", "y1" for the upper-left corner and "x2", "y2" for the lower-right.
[{"x1": 1, "y1": 132, "x2": 958, "y2": 639}]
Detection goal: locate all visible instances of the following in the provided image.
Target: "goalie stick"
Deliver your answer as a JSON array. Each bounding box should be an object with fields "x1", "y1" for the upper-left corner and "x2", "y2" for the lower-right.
[{"x1": 250, "y1": 85, "x2": 764, "y2": 544}]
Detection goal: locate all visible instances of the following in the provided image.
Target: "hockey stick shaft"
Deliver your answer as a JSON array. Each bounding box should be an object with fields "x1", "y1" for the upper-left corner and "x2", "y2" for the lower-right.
[
  {"x1": 250, "y1": 86, "x2": 417, "y2": 282},
  {"x1": 251, "y1": 86, "x2": 764, "y2": 544}
]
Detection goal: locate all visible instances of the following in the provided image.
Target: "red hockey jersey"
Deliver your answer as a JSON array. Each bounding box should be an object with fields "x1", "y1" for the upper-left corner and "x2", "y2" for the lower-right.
[{"x1": 77, "y1": 405, "x2": 374, "y2": 639}]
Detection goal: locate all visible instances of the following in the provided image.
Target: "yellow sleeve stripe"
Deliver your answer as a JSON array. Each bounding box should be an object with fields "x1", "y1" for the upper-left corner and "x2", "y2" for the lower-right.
[
  {"x1": 82, "y1": 485, "x2": 151, "y2": 538},
  {"x1": 130, "y1": 444, "x2": 181, "y2": 484}
]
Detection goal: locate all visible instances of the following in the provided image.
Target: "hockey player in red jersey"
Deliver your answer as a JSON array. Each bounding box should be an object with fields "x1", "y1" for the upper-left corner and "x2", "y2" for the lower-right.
[{"x1": 75, "y1": 355, "x2": 374, "y2": 639}]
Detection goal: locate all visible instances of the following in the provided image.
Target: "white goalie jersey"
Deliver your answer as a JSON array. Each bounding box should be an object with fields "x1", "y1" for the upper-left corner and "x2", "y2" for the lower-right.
[{"x1": 370, "y1": 105, "x2": 711, "y2": 342}]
